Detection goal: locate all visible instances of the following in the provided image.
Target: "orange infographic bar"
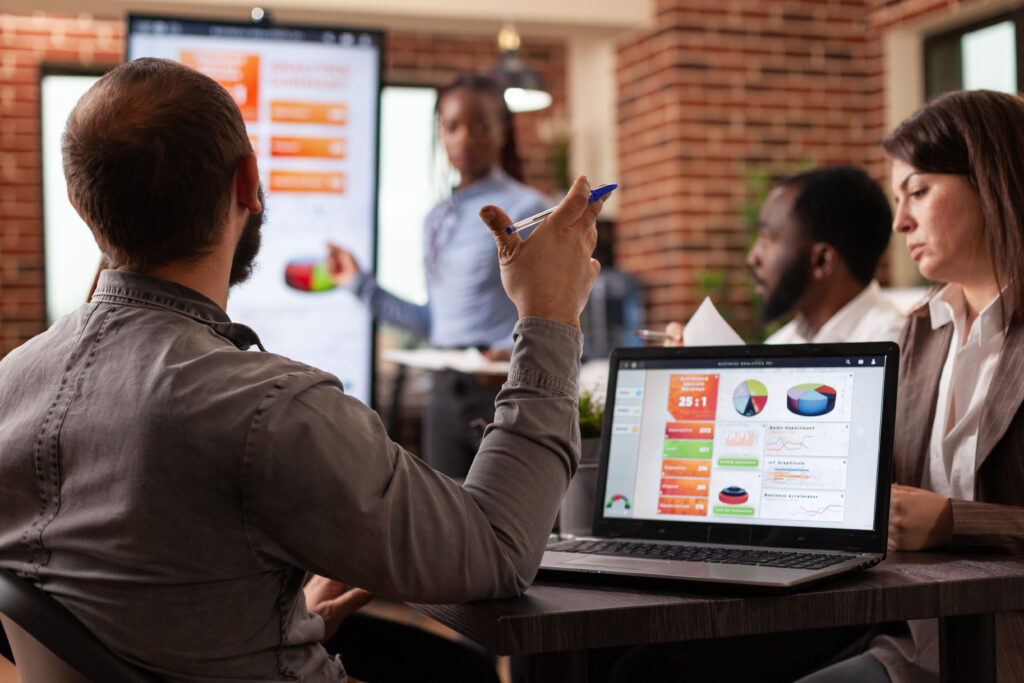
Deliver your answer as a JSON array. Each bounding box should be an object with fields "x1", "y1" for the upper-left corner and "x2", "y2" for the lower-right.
[
  {"x1": 270, "y1": 137, "x2": 347, "y2": 159},
  {"x1": 269, "y1": 171, "x2": 346, "y2": 194},
  {"x1": 658, "y1": 496, "x2": 708, "y2": 516},
  {"x1": 661, "y1": 459, "x2": 712, "y2": 477},
  {"x1": 271, "y1": 101, "x2": 348, "y2": 125},
  {"x1": 660, "y1": 478, "x2": 710, "y2": 496},
  {"x1": 665, "y1": 422, "x2": 715, "y2": 440}
]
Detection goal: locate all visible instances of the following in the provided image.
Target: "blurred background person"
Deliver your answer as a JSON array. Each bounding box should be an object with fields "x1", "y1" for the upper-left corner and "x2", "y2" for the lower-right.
[
  {"x1": 328, "y1": 72, "x2": 548, "y2": 479},
  {"x1": 664, "y1": 165, "x2": 905, "y2": 346}
]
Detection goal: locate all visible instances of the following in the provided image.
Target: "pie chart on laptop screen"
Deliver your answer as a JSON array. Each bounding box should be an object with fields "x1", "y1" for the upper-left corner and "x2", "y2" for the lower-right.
[
  {"x1": 786, "y1": 383, "x2": 837, "y2": 417},
  {"x1": 732, "y1": 379, "x2": 768, "y2": 417}
]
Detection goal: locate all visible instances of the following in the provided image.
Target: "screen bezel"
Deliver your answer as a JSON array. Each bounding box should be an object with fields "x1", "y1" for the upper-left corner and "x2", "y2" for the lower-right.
[{"x1": 591, "y1": 342, "x2": 898, "y2": 554}]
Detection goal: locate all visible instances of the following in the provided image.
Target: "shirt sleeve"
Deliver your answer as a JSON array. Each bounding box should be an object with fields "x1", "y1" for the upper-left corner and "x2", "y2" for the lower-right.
[
  {"x1": 347, "y1": 271, "x2": 431, "y2": 339},
  {"x1": 949, "y1": 499, "x2": 1024, "y2": 554},
  {"x1": 242, "y1": 316, "x2": 582, "y2": 603}
]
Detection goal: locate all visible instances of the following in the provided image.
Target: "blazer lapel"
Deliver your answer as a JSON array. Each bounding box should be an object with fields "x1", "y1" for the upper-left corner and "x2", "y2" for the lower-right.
[
  {"x1": 976, "y1": 319, "x2": 1024, "y2": 470},
  {"x1": 893, "y1": 312, "x2": 951, "y2": 486}
]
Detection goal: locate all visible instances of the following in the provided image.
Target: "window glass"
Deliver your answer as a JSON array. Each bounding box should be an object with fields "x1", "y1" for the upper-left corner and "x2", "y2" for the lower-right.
[
  {"x1": 376, "y1": 85, "x2": 440, "y2": 305},
  {"x1": 962, "y1": 20, "x2": 1017, "y2": 93}
]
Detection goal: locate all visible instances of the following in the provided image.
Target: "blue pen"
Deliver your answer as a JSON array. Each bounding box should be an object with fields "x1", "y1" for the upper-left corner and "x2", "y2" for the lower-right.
[{"x1": 505, "y1": 183, "x2": 617, "y2": 234}]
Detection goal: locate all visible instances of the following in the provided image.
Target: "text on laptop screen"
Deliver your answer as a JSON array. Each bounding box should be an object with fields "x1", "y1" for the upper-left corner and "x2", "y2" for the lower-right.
[{"x1": 602, "y1": 355, "x2": 887, "y2": 531}]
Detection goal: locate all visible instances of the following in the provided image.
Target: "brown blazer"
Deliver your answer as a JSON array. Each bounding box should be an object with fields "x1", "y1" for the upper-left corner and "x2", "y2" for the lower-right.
[
  {"x1": 895, "y1": 306, "x2": 1024, "y2": 552},
  {"x1": 890, "y1": 305, "x2": 1024, "y2": 681}
]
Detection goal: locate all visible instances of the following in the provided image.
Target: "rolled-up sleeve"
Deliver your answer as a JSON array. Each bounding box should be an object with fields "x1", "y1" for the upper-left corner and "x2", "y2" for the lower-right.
[{"x1": 242, "y1": 316, "x2": 582, "y2": 603}]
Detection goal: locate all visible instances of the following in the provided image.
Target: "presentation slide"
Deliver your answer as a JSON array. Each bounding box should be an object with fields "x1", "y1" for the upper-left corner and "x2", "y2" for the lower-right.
[
  {"x1": 603, "y1": 359, "x2": 886, "y2": 531},
  {"x1": 129, "y1": 17, "x2": 382, "y2": 405}
]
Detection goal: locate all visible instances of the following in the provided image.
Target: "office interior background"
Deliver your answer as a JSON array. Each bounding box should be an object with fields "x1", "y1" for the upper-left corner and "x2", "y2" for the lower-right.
[{"x1": 0, "y1": 0, "x2": 1019, "y2": 362}]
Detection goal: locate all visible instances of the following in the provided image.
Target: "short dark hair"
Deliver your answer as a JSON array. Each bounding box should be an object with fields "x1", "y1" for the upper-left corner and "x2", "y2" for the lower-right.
[
  {"x1": 436, "y1": 72, "x2": 522, "y2": 181},
  {"x1": 777, "y1": 165, "x2": 893, "y2": 285},
  {"x1": 884, "y1": 89, "x2": 1024, "y2": 321},
  {"x1": 62, "y1": 58, "x2": 252, "y2": 271}
]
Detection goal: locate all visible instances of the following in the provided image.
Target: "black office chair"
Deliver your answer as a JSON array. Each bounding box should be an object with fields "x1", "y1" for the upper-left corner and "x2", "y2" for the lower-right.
[{"x1": 0, "y1": 568, "x2": 161, "y2": 683}]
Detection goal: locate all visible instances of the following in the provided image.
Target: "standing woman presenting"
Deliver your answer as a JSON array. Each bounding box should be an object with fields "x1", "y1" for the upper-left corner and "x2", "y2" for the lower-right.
[{"x1": 330, "y1": 73, "x2": 548, "y2": 478}]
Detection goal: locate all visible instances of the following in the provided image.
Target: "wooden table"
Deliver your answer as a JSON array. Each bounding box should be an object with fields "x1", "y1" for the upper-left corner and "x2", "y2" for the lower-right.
[{"x1": 414, "y1": 552, "x2": 1024, "y2": 682}]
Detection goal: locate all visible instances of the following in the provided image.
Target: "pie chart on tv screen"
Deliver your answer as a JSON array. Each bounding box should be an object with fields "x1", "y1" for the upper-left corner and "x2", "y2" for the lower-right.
[
  {"x1": 786, "y1": 383, "x2": 837, "y2": 417},
  {"x1": 732, "y1": 379, "x2": 768, "y2": 417}
]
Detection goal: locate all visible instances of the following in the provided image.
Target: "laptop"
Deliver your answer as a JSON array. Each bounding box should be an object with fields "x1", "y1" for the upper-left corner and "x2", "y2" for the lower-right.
[{"x1": 541, "y1": 342, "x2": 898, "y2": 589}]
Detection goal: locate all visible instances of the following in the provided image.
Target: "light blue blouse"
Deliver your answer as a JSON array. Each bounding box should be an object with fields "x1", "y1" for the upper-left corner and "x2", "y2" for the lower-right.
[{"x1": 349, "y1": 168, "x2": 548, "y2": 349}]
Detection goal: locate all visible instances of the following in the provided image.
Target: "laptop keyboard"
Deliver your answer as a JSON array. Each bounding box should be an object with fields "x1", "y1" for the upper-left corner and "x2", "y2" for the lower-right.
[{"x1": 548, "y1": 539, "x2": 851, "y2": 570}]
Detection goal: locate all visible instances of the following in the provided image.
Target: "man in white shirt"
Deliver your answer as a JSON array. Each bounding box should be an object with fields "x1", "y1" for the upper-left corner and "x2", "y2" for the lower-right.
[{"x1": 749, "y1": 165, "x2": 905, "y2": 344}]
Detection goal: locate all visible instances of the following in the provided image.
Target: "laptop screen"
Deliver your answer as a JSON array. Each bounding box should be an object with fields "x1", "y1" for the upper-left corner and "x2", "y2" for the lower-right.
[{"x1": 600, "y1": 348, "x2": 891, "y2": 533}]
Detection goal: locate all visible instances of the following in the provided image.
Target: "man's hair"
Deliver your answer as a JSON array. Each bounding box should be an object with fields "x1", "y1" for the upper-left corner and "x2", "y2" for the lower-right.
[
  {"x1": 62, "y1": 58, "x2": 253, "y2": 271},
  {"x1": 775, "y1": 165, "x2": 892, "y2": 286},
  {"x1": 884, "y1": 89, "x2": 1024, "y2": 320}
]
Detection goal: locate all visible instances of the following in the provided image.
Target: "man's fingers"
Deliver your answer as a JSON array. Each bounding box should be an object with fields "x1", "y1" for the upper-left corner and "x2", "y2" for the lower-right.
[
  {"x1": 539, "y1": 175, "x2": 591, "y2": 233},
  {"x1": 334, "y1": 588, "x2": 374, "y2": 619},
  {"x1": 480, "y1": 205, "x2": 521, "y2": 258}
]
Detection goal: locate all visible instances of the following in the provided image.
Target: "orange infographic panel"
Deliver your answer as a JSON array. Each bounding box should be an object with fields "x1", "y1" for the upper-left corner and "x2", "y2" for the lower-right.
[
  {"x1": 271, "y1": 101, "x2": 348, "y2": 125},
  {"x1": 269, "y1": 171, "x2": 346, "y2": 194},
  {"x1": 660, "y1": 478, "x2": 710, "y2": 496},
  {"x1": 662, "y1": 459, "x2": 711, "y2": 477},
  {"x1": 667, "y1": 374, "x2": 719, "y2": 421},
  {"x1": 180, "y1": 51, "x2": 260, "y2": 122},
  {"x1": 658, "y1": 496, "x2": 708, "y2": 516},
  {"x1": 270, "y1": 137, "x2": 347, "y2": 159}
]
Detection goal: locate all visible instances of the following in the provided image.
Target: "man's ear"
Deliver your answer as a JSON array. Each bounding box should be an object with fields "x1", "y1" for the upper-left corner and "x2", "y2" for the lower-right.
[
  {"x1": 809, "y1": 242, "x2": 838, "y2": 280},
  {"x1": 235, "y1": 153, "x2": 261, "y2": 214}
]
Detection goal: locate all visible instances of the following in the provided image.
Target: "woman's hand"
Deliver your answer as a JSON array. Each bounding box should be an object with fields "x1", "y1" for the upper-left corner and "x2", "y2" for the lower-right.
[
  {"x1": 327, "y1": 242, "x2": 361, "y2": 287},
  {"x1": 304, "y1": 575, "x2": 374, "y2": 642},
  {"x1": 888, "y1": 484, "x2": 953, "y2": 550}
]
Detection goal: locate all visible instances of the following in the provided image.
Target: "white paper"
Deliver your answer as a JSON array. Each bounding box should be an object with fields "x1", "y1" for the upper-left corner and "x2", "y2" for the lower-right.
[
  {"x1": 382, "y1": 348, "x2": 511, "y2": 375},
  {"x1": 681, "y1": 297, "x2": 745, "y2": 346}
]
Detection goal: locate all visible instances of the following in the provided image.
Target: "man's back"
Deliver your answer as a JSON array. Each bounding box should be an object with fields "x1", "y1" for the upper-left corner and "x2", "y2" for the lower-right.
[
  {"x1": 0, "y1": 271, "x2": 337, "y2": 680},
  {"x1": 0, "y1": 268, "x2": 588, "y2": 681}
]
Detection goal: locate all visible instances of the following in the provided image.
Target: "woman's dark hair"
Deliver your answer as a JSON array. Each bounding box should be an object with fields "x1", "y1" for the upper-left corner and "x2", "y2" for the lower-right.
[
  {"x1": 883, "y1": 89, "x2": 1024, "y2": 320},
  {"x1": 435, "y1": 72, "x2": 522, "y2": 181}
]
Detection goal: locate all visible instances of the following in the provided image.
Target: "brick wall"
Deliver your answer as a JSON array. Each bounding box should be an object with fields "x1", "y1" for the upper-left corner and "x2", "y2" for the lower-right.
[
  {"x1": 0, "y1": 12, "x2": 566, "y2": 356},
  {"x1": 0, "y1": 13, "x2": 124, "y2": 356},
  {"x1": 615, "y1": 0, "x2": 891, "y2": 335}
]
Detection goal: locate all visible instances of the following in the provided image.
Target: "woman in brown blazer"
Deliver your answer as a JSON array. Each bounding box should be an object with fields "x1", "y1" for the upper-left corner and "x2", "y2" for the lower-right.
[{"x1": 801, "y1": 91, "x2": 1024, "y2": 683}]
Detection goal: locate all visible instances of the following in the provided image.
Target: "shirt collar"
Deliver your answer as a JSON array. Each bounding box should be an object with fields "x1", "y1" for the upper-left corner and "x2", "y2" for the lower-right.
[
  {"x1": 791, "y1": 280, "x2": 886, "y2": 342},
  {"x1": 91, "y1": 270, "x2": 264, "y2": 351},
  {"x1": 928, "y1": 283, "x2": 1005, "y2": 345}
]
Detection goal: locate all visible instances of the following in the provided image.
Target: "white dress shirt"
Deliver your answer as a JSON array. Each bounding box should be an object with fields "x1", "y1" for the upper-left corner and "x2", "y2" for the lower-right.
[
  {"x1": 921, "y1": 284, "x2": 1006, "y2": 500},
  {"x1": 766, "y1": 280, "x2": 906, "y2": 345}
]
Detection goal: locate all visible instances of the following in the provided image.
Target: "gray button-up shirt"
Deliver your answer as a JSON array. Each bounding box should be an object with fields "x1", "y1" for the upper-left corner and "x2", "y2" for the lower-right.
[{"x1": 0, "y1": 270, "x2": 582, "y2": 682}]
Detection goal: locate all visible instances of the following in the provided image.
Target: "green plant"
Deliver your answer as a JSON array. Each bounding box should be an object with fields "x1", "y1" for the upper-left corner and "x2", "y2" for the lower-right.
[{"x1": 578, "y1": 389, "x2": 604, "y2": 439}]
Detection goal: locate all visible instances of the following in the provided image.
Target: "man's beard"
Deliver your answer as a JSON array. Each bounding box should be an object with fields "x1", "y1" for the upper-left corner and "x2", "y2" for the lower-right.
[
  {"x1": 758, "y1": 255, "x2": 811, "y2": 325},
  {"x1": 229, "y1": 186, "x2": 265, "y2": 287}
]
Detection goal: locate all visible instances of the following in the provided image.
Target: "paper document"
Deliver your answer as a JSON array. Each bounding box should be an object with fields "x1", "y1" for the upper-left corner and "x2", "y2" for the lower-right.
[
  {"x1": 382, "y1": 348, "x2": 511, "y2": 375},
  {"x1": 682, "y1": 297, "x2": 745, "y2": 346}
]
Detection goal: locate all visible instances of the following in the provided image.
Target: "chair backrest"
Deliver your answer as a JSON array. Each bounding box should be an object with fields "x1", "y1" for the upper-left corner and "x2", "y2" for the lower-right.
[{"x1": 0, "y1": 568, "x2": 161, "y2": 683}]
